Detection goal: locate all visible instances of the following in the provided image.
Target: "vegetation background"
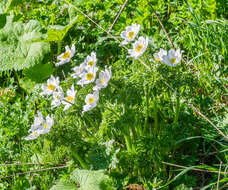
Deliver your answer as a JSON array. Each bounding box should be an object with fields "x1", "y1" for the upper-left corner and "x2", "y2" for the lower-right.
[{"x1": 0, "y1": 0, "x2": 227, "y2": 189}]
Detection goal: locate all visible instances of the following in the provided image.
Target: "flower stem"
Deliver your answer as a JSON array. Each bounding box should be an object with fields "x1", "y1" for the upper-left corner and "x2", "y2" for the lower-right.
[
  {"x1": 71, "y1": 150, "x2": 88, "y2": 169},
  {"x1": 57, "y1": 40, "x2": 62, "y2": 55}
]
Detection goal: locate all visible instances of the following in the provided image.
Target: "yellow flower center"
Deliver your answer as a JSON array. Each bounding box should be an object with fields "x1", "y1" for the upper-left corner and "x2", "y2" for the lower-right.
[
  {"x1": 62, "y1": 51, "x2": 71, "y2": 59},
  {"x1": 48, "y1": 84, "x2": 55, "y2": 91},
  {"x1": 89, "y1": 97, "x2": 94, "y2": 104},
  {"x1": 33, "y1": 131, "x2": 37, "y2": 135},
  {"x1": 100, "y1": 77, "x2": 104, "y2": 85},
  {"x1": 86, "y1": 73, "x2": 94, "y2": 81},
  {"x1": 136, "y1": 44, "x2": 143, "y2": 53},
  {"x1": 128, "y1": 31, "x2": 135, "y2": 39},
  {"x1": 88, "y1": 61, "x2": 95, "y2": 67},
  {"x1": 155, "y1": 58, "x2": 161, "y2": 62},
  {"x1": 67, "y1": 96, "x2": 74, "y2": 102},
  {"x1": 170, "y1": 57, "x2": 177, "y2": 64},
  {"x1": 44, "y1": 123, "x2": 47, "y2": 129}
]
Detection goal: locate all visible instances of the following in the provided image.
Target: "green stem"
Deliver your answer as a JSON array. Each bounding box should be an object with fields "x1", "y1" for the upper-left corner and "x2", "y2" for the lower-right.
[
  {"x1": 154, "y1": 95, "x2": 158, "y2": 135},
  {"x1": 174, "y1": 95, "x2": 180, "y2": 124},
  {"x1": 143, "y1": 84, "x2": 149, "y2": 134},
  {"x1": 57, "y1": 40, "x2": 62, "y2": 55},
  {"x1": 72, "y1": 150, "x2": 88, "y2": 169},
  {"x1": 124, "y1": 133, "x2": 132, "y2": 152},
  {"x1": 174, "y1": 68, "x2": 181, "y2": 125}
]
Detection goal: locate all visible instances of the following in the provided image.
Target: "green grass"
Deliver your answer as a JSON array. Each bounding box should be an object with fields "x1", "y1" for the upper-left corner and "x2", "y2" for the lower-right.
[{"x1": 0, "y1": 0, "x2": 227, "y2": 189}]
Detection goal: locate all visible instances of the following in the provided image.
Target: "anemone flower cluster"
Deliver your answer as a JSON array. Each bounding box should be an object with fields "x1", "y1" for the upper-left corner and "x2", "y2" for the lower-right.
[
  {"x1": 25, "y1": 112, "x2": 54, "y2": 140},
  {"x1": 153, "y1": 48, "x2": 182, "y2": 67},
  {"x1": 25, "y1": 49, "x2": 112, "y2": 140},
  {"x1": 120, "y1": 24, "x2": 149, "y2": 59}
]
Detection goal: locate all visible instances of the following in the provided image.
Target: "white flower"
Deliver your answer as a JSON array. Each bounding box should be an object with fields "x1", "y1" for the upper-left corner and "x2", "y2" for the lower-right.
[
  {"x1": 62, "y1": 85, "x2": 77, "y2": 111},
  {"x1": 93, "y1": 66, "x2": 112, "y2": 91},
  {"x1": 55, "y1": 44, "x2": 75, "y2": 67},
  {"x1": 25, "y1": 129, "x2": 41, "y2": 140},
  {"x1": 25, "y1": 112, "x2": 54, "y2": 140},
  {"x1": 128, "y1": 36, "x2": 149, "y2": 59},
  {"x1": 120, "y1": 24, "x2": 140, "y2": 45},
  {"x1": 84, "y1": 51, "x2": 97, "y2": 68},
  {"x1": 29, "y1": 111, "x2": 44, "y2": 132},
  {"x1": 153, "y1": 48, "x2": 167, "y2": 62},
  {"x1": 41, "y1": 75, "x2": 60, "y2": 96},
  {"x1": 71, "y1": 62, "x2": 87, "y2": 79},
  {"x1": 71, "y1": 52, "x2": 97, "y2": 79},
  {"x1": 162, "y1": 49, "x2": 182, "y2": 67},
  {"x1": 77, "y1": 66, "x2": 98, "y2": 86},
  {"x1": 51, "y1": 86, "x2": 64, "y2": 108},
  {"x1": 82, "y1": 91, "x2": 99, "y2": 114},
  {"x1": 39, "y1": 115, "x2": 54, "y2": 135}
]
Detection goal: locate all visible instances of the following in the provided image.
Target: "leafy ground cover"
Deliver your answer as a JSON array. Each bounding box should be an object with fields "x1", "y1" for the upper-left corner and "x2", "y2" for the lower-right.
[{"x1": 0, "y1": 0, "x2": 227, "y2": 189}]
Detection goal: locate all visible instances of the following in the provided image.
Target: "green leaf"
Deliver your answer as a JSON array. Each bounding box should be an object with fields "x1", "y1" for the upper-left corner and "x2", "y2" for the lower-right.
[
  {"x1": 0, "y1": 0, "x2": 10, "y2": 14},
  {"x1": 23, "y1": 63, "x2": 55, "y2": 82},
  {"x1": 0, "y1": 14, "x2": 6, "y2": 29},
  {"x1": 19, "y1": 77, "x2": 36, "y2": 94},
  {"x1": 0, "y1": 0, "x2": 22, "y2": 14},
  {"x1": 0, "y1": 15, "x2": 50, "y2": 71},
  {"x1": 51, "y1": 180, "x2": 77, "y2": 190},
  {"x1": 70, "y1": 169, "x2": 115, "y2": 190},
  {"x1": 46, "y1": 16, "x2": 78, "y2": 42}
]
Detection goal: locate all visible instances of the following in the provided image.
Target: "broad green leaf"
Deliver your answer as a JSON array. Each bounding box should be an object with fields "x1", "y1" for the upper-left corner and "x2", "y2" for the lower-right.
[
  {"x1": 51, "y1": 180, "x2": 77, "y2": 190},
  {"x1": 19, "y1": 77, "x2": 36, "y2": 94},
  {"x1": 0, "y1": 0, "x2": 10, "y2": 14},
  {"x1": 46, "y1": 16, "x2": 78, "y2": 42},
  {"x1": 0, "y1": 15, "x2": 50, "y2": 71},
  {"x1": 23, "y1": 63, "x2": 55, "y2": 82},
  {"x1": 0, "y1": 0, "x2": 22, "y2": 14},
  {"x1": 70, "y1": 169, "x2": 115, "y2": 190}
]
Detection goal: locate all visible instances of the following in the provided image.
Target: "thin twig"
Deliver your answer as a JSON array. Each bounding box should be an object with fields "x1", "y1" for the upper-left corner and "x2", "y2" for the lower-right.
[
  {"x1": 146, "y1": 0, "x2": 175, "y2": 49},
  {"x1": 63, "y1": 0, "x2": 228, "y2": 141},
  {"x1": 192, "y1": 106, "x2": 228, "y2": 141},
  {"x1": 0, "y1": 162, "x2": 58, "y2": 166},
  {"x1": 64, "y1": 0, "x2": 150, "y2": 70},
  {"x1": 217, "y1": 162, "x2": 223, "y2": 190},
  {"x1": 162, "y1": 161, "x2": 227, "y2": 175},
  {"x1": 0, "y1": 165, "x2": 68, "y2": 179},
  {"x1": 146, "y1": 0, "x2": 188, "y2": 65},
  {"x1": 108, "y1": 0, "x2": 129, "y2": 33}
]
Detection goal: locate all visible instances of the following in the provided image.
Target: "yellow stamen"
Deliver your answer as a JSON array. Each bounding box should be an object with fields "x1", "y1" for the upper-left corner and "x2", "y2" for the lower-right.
[
  {"x1": 67, "y1": 96, "x2": 73, "y2": 102},
  {"x1": 62, "y1": 51, "x2": 71, "y2": 59},
  {"x1": 170, "y1": 57, "x2": 177, "y2": 64},
  {"x1": 88, "y1": 61, "x2": 95, "y2": 67},
  {"x1": 128, "y1": 31, "x2": 135, "y2": 39},
  {"x1": 44, "y1": 123, "x2": 47, "y2": 129},
  {"x1": 33, "y1": 131, "x2": 37, "y2": 135},
  {"x1": 100, "y1": 77, "x2": 104, "y2": 85},
  {"x1": 48, "y1": 84, "x2": 55, "y2": 91},
  {"x1": 155, "y1": 58, "x2": 161, "y2": 62},
  {"x1": 89, "y1": 97, "x2": 94, "y2": 104},
  {"x1": 86, "y1": 73, "x2": 94, "y2": 81},
  {"x1": 136, "y1": 44, "x2": 143, "y2": 53}
]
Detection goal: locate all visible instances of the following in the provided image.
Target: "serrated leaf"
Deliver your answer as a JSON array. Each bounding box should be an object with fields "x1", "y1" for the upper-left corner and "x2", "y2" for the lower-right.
[
  {"x1": 51, "y1": 180, "x2": 77, "y2": 190},
  {"x1": 70, "y1": 169, "x2": 115, "y2": 190},
  {"x1": 0, "y1": 15, "x2": 50, "y2": 71},
  {"x1": 23, "y1": 63, "x2": 55, "y2": 82},
  {"x1": 19, "y1": 77, "x2": 36, "y2": 94},
  {"x1": 0, "y1": 0, "x2": 22, "y2": 14},
  {"x1": 0, "y1": 0, "x2": 10, "y2": 14},
  {"x1": 46, "y1": 16, "x2": 78, "y2": 42}
]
